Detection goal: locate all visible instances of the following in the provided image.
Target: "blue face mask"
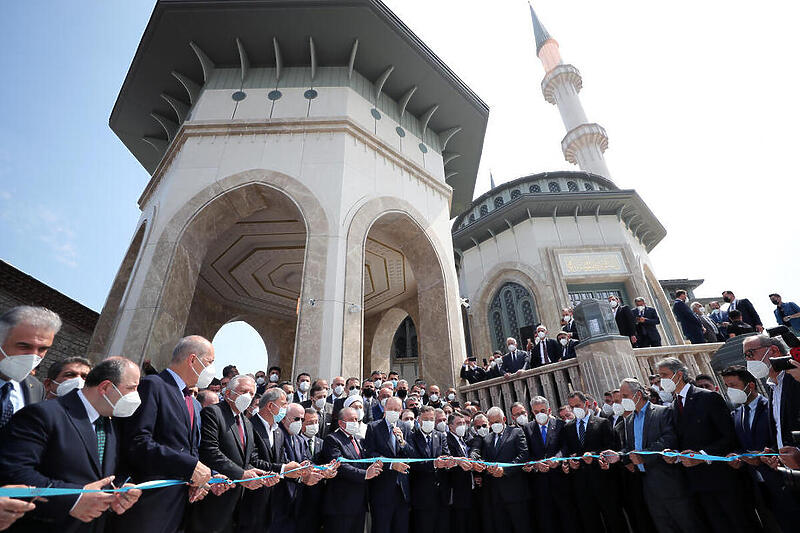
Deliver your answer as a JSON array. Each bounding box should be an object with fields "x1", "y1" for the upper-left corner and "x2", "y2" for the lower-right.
[
  {"x1": 273, "y1": 405, "x2": 287, "y2": 424},
  {"x1": 391, "y1": 379, "x2": 398, "y2": 388}
]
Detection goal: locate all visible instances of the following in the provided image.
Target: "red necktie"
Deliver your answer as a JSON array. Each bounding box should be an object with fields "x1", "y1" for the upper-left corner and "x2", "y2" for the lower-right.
[
  {"x1": 677, "y1": 395, "x2": 684, "y2": 414},
  {"x1": 350, "y1": 436, "x2": 361, "y2": 458},
  {"x1": 235, "y1": 415, "x2": 245, "y2": 448},
  {"x1": 183, "y1": 388, "x2": 194, "y2": 429}
]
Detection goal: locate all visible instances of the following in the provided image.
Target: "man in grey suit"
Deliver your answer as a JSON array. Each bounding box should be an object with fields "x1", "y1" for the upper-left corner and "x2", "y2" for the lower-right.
[
  {"x1": 607, "y1": 378, "x2": 700, "y2": 533},
  {"x1": 0, "y1": 306, "x2": 58, "y2": 429}
]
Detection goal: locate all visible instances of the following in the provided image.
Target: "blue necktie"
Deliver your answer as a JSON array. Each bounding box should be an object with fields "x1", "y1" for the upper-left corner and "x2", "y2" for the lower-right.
[
  {"x1": 578, "y1": 419, "x2": 586, "y2": 447},
  {"x1": 0, "y1": 383, "x2": 14, "y2": 429},
  {"x1": 540, "y1": 424, "x2": 547, "y2": 445}
]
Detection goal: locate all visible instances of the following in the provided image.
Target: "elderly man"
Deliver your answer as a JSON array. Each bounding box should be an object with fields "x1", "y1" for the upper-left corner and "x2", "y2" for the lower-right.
[
  {"x1": 364, "y1": 397, "x2": 413, "y2": 533},
  {"x1": 322, "y1": 407, "x2": 383, "y2": 533},
  {"x1": 633, "y1": 296, "x2": 662, "y2": 347},
  {"x1": 525, "y1": 326, "x2": 560, "y2": 368},
  {"x1": 114, "y1": 336, "x2": 216, "y2": 533},
  {"x1": 656, "y1": 357, "x2": 755, "y2": 533},
  {"x1": 521, "y1": 396, "x2": 574, "y2": 533},
  {"x1": 561, "y1": 306, "x2": 579, "y2": 340},
  {"x1": 692, "y1": 302, "x2": 720, "y2": 343},
  {"x1": 43, "y1": 356, "x2": 91, "y2": 399},
  {"x1": 501, "y1": 337, "x2": 529, "y2": 374},
  {"x1": 470, "y1": 406, "x2": 530, "y2": 533},
  {"x1": 196, "y1": 389, "x2": 219, "y2": 409},
  {"x1": 372, "y1": 385, "x2": 393, "y2": 421},
  {"x1": 0, "y1": 306, "x2": 61, "y2": 428},
  {"x1": 328, "y1": 376, "x2": 346, "y2": 404},
  {"x1": 0, "y1": 357, "x2": 143, "y2": 532},
  {"x1": 188, "y1": 374, "x2": 279, "y2": 533},
  {"x1": 708, "y1": 301, "x2": 729, "y2": 339}
]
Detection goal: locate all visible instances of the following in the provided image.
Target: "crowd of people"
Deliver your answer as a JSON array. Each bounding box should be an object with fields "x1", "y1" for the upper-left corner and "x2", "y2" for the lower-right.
[{"x1": 2, "y1": 301, "x2": 800, "y2": 533}]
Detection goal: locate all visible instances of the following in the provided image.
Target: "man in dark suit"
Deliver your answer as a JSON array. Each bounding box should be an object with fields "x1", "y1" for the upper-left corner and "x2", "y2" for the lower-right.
[
  {"x1": 445, "y1": 412, "x2": 479, "y2": 533},
  {"x1": 460, "y1": 358, "x2": 486, "y2": 384},
  {"x1": 469, "y1": 406, "x2": 530, "y2": 533},
  {"x1": 360, "y1": 379, "x2": 378, "y2": 423},
  {"x1": 321, "y1": 407, "x2": 383, "y2": 533},
  {"x1": 609, "y1": 295, "x2": 637, "y2": 346},
  {"x1": 722, "y1": 365, "x2": 800, "y2": 533},
  {"x1": 406, "y1": 406, "x2": 451, "y2": 533},
  {"x1": 708, "y1": 301, "x2": 729, "y2": 340},
  {"x1": 722, "y1": 291, "x2": 763, "y2": 333},
  {"x1": 330, "y1": 377, "x2": 361, "y2": 431},
  {"x1": 0, "y1": 357, "x2": 143, "y2": 533},
  {"x1": 672, "y1": 290, "x2": 705, "y2": 344},
  {"x1": 297, "y1": 406, "x2": 337, "y2": 533},
  {"x1": 500, "y1": 337, "x2": 529, "y2": 374},
  {"x1": 525, "y1": 327, "x2": 560, "y2": 368},
  {"x1": 292, "y1": 372, "x2": 312, "y2": 405},
  {"x1": 113, "y1": 336, "x2": 215, "y2": 533},
  {"x1": 561, "y1": 307, "x2": 580, "y2": 341},
  {"x1": 0, "y1": 306, "x2": 60, "y2": 429},
  {"x1": 305, "y1": 384, "x2": 333, "y2": 439},
  {"x1": 555, "y1": 332, "x2": 577, "y2": 361},
  {"x1": 371, "y1": 386, "x2": 392, "y2": 422},
  {"x1": 521, "y1": 396, "x2": 575, "y2": 533},
  {"x1": 613, "y1": 378, "x2": 697, "y2": 533},
  {"x1": 633, "y1": 297, "x2": 662, "y2": 347},
  {"x1": 656, "y1": 357, "x2": 756, "y2": 533},
  {"x1": 363, "y1": 397, "x2": 413, "y2": 533},
  {"x1": 188, "y1": 375, "x2": 280, "y2": 533},
  {"x1": 562, "y1": 391, "x2": 625, "y2": 533}
]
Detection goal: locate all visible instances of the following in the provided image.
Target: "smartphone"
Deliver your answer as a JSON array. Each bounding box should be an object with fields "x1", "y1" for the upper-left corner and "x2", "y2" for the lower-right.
[
  {"x1": 770, "y1": 356, "x2": 795, "y2": 372},
  {"x1": 482, "y1": 358, "x2": 488, "y2": 366},
  {"x1": 467, "y1": 356, "x2": 477, "y2": 362}
]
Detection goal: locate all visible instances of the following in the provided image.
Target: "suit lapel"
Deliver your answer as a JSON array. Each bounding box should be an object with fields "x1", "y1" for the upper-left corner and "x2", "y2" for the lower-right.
[
  {"x1": 160, "y1": 370, "x2": 192, "y2": 435},
  {"x1": 62, "y1": 392, "x2": 102, "y2": 476},
  {"x1": 221, "y1": 402, "x2": 245, "y2": 459}
]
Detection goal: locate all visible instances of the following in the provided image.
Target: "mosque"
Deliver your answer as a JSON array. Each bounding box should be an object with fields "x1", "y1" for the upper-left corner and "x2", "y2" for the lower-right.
[{"x1": 86, "y1": 0, "x2": 686, "y2": 386}]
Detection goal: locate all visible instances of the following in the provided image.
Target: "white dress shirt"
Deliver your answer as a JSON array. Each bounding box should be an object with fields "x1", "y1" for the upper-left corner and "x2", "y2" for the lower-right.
[
  {"x1": 0, "y1": 377, "x2": 25, "y2": 413},
  {"x1": 768, "y1": 372, "x2": 786, "y2": 448}
]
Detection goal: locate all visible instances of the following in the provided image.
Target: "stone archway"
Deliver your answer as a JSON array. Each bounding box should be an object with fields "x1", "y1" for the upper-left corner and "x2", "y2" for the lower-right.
[
  {"x1": 109, "y1": 169, "x2": 330, "y2": 375},
  {"x1": 342, "y1": 197, "x2": 464, "y2": 387}
]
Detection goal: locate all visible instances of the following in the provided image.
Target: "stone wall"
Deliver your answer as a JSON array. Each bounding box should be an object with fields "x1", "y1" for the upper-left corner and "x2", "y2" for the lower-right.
[{"x1": 0, "y1": 260, "x2": 98, "y2": 380}]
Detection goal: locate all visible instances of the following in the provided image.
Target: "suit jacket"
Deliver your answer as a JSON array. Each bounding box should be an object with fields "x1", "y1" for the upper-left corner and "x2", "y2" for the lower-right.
[
  {"x1": 563, "y1": 319, "x2": 580, "y2": 341},
  {"x1": 614, "y1": 305, "x2": 637, "y2": 338},
  {"x1": 673, "y1": 384, "x2": 738, "y2": 491},
  {"x1": 558, "y1": 339, "x2": 578, "y2": 361},
  {"x1": 371, "y1": 401, "x2": 384, "y2": 423},
  {"x1": 361, "y1": 397, "x2": 378, "y2": 423},
  {"x1": 502, "y1": 349, "x2": 530, "y2": 373},
  {"x1": 634, "y1": 306, "x2": 662, "y2": 344},
  {"x1": 768, "y1": 372, "x2": 800, "y2": 448},
  {"x1": 445, "y1": 431, "x2": 473, "y2": 509},
  {"x1": 320, "y1": 429, "x2": 370, "y2": 516},
  {"x1": 710, "y1": 309, "x2": 729, "y2": 337},
  {"x1": 363, "y1": 419, "x2": 413, "y2": 506},
  {"x1": 0, "y1": 390, "x2": 118, "y2": 533},
  {"x1": 292, "y1": 390, "x2": 309, "y2": 405},
  {"x1": 20, "y1": 374, "x2": 45, "y2": 405},
  {"x1": 469, "y1": 426, "x2": 529, "y2": 504},
  {"x1": 523, "y1": 417, "x2": 565, "y2": 460},
  {"x1": 729, "y1": 298, "x2": 762, "y2": 328},
  {"x1": 525, "y1": 340, "x2": 560, "y2": 368},
  {"x1": 407, "y1": 429, "x2": 450, "y2": 509},
  {"x1": 673, "y1": 299, "x2": 704, "y2": 343},
  {"x1": 562, "y1": 414, "x2": 616, "y2": 456},
  {"x1": 698, "y1": 315, "x2": 720, "y2": 343},
  {"x1": 113, "y1": 370, "x2": 200, "y2": 533},
  {"x1": 238, "y1": 414, "x2": 284, "y2": 533},
  {"x1": 732, "y1": 395, "x2": 773, "y2": 452}
]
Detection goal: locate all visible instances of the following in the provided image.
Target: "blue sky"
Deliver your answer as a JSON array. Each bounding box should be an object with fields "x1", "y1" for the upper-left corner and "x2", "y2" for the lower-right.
[{"x1": 1, "y1": 1, "x2": 798, "y2": 374}]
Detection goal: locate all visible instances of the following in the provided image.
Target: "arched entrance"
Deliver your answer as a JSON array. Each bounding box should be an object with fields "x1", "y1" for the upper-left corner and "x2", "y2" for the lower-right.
[{"x1": 212, "y1": 320, "x2": 270, "y2": 374}]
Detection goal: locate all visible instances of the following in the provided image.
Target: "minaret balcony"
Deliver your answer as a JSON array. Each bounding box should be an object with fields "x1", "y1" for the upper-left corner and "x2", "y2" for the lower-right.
[{"x1": 541, "y1": 64, "x2": 583, "y2": 104}]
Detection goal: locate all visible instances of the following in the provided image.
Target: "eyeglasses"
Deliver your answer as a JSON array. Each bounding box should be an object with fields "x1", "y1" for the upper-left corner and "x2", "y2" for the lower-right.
[
  {"x1": 475, "y1": 424, "x2": 488, "y2": 429},
  {"x1": 744, "y1": 346, "x2": 768, "y2": 358},
  {"x1": 289, "y1": 416, "x2": 303, "y2": 422}
]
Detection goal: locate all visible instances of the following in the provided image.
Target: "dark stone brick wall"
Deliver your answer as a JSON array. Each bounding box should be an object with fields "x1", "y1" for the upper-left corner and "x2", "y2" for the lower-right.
[{"x1": 0, "y1": 260, "x2": 98, "y2": 380}]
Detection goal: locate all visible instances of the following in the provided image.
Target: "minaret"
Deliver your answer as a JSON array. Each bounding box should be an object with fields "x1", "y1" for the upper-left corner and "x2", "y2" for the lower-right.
[{"x1": 529, "y1": 3, "x2": 610, "y2": 179}]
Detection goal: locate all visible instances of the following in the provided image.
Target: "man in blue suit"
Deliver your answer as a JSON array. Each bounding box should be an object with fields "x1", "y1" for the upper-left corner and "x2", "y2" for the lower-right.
[
  {"x1": 363, "y1": 396, "x2": 413, "y2": 533},
  {"x1": 0, "y1": 356, "x2": 143, "y2": 533},
  {"x1": 708, "y1": 301, "x2": 730, "y2": 340},
  {"x1": 722, "y1": 365, "x2": 800, "y2": 533},
  {"x1": 672, "y1": 290, "x2": 705, "y2": 344},
  {"x1": 113, "y1": 336, "x2": 216, "y2": 533},
  {"x1": 633, "y1": 297, "x2": 662, "y2": 347}
]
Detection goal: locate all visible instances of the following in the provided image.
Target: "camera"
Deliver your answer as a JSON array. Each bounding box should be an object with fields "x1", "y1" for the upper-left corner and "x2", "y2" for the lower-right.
[{"x1": 766, "y1": 326, "x2": 800, "y2": 372}]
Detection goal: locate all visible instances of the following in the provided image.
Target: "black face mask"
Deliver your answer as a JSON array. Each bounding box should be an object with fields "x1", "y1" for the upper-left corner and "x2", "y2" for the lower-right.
[
  {"x1": 397, "y1": 389, "x2": 408, "y2": 399},
  {"x1": 362, "y1": 388, "x2": 375, "y2": 398},
  {"x1": 411, "y1": 407, "x2": 419, "y2": 417},
  {"x1": 722, "y1": 296, "x2": 732, "y2": 303}
]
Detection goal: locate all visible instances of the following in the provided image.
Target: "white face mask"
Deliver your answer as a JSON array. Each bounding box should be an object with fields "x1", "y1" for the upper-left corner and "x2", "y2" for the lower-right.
[
  {"x1": 621, "y1": 397, "x2": 636, "y2": 412},
  {"x1": 314, "y1": 397, "x2": 326, "y2": 410},
  {"x1": 455, "y1": 424, "x2": 468, "y2": 437},
  {"x1": 436, "y1": 421, "x2": 447, "y2": 433},
  {"x1": 601, "y1": 403, "x2": 614, "y2": 416},
  {"x1": 192, "y1": 357, "x2": 215, "y2": 389},
  {"x1": 381, "y1": 398, "x2": 388, "y2": 407},
  {"x1": 344, "y1": 421, "x2": 360, "y2": 436},
  {"x1": 356, "y1": 408, "x2": 364, "y2": 421},
  {"x1": 747, "y1": 353, "x2": 770, "y2": 379},
  {"x1": 727, "y1": 387, "x2": 748, "y2": 405},
  {"x1": 374, "y1": 380, "x2": 382, "y2": 389},
  {"x1": 299, "y1": 381, "x2": 310, "y2": 392},
  {"x1": 515, "y1": 414, "x2": 528, "y2": 426},
  {"x1": 56, "y1": 376, "x2": 84, "y2": 396},
  {"x1": 447, "y1": 393, "x2": 455, "y2": 401},
  {"x1": 288, "y1": 420, "x2": 303, "y2": 435},
  {"x1": 660, "y1": 376, "x2": 677, "y2": 393},
  {"x1": 269, "y1": 374, "x2": 279, "y2": 383},
  {"x1": 256, "y1": 377, "x2": 265, "y2": 386},
  {"x1": 563, "y1": 315, "x2": 571, "y2": 321},
  {"x1": 0, "y1": 347, "x2": 43, "y2": 382},
  {"x1": 610, "y1": 300, "x2": 619, "y2": 308},
  {"x1": 233, "y1": 392, "x2": 253, "y2": 413},
  {"x1": 572, "y1": 407, "x2": 586, "y2": 420},
  {"x1": 537, "y1": 331, "x2": 547, "y2": 339},
  {"x1": 658, "y1": 390, "x2": 673, "y2": 403},
  {"x1": 385, "y1": 410, "x2": 400, "y2": 424},
  {"x1": 420, "y1": 420, "x2": 435, "y2": 434},
  {"x1": 508, "y1": 344, "x2": 517, "y2": 352},
  {"x1": 104, "y1": 383, "x2": 142, "y2": 418},
  {"x1": 476, "y1": 426, "x2": 490, "y2": 437},
  {"x1": 304, "y1": 423, "x2": 319, "y2": 438},
  {"x1": 559, "y1": 338, "x2": 569, "y2": 347},
  {"x1": 535, "y1": 412, "x2": 549, "y2": 425},
  {"x1": 612, "y1": 402, "x2": 625, "y2": 416},
  {"x1": 637, "y1": 305, "x2": 645, "y2": 312},
  {"x1": 348, "y1": 387, "x2": 360, "y2": 397},
  {"x1": 429, "y1": 394, "x2": 439, "y2": 403},
  {"x1": 491, "y1": 422, "x2": 504, "y2": 434},
  {"x1": 334, "y1": 385, "x2": 345, "y2": 396}
]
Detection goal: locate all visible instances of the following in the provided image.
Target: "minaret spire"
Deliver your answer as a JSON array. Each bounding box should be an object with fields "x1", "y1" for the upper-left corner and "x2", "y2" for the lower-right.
[{"x1": 529, "y1": 3, "x2": 611, "y2": 180}]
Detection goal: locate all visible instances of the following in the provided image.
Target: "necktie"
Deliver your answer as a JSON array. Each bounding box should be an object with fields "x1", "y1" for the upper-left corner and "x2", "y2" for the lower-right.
[
  {"x1": 0, "y1": 382, "x2": 13, "y2": 429},
  {"x1": 309, "y1": 437, "x2": 315, "y2": 457},
  {"x1": 744, "y1": 404, "x2": 751, "y2": 433},
  {"x1": 183, "y1": 388, "x2": 195, "y2": 429},
  {"x1": 350, "y1": 435, "x2": 361, "y2": 458},
  {"x1": 541, "y1": 424, "x2": 547, "y2": 445},
  {"x1": 578, "y1": 419, "x2": 585, "y2": 447},
  {"x1": 94, "y1": 418, "x2": 107, "y2": 467},
  {"x1": 541, "y1": 343, "x2": 550, "y2": 365},
  {"x1": 427, "y1": 435, "x2": 433, "y2": 456},
  {"x1": 235, "y1": 415, "x2": 245, "y2": 449},
  {"x1": 677, "y1": 395, "x2": 684, "y2": 414}
]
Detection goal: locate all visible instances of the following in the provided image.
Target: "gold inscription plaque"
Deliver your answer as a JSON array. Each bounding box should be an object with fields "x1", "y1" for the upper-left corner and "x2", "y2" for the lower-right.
[{"x1": 559, "y1": 252, "x2": 627, "y2": 275}]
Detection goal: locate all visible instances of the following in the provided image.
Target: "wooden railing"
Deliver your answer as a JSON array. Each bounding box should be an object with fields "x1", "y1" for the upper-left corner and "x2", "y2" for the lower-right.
[{"x1": 457, "y1": 342, "x2": 725, "y2": 416}]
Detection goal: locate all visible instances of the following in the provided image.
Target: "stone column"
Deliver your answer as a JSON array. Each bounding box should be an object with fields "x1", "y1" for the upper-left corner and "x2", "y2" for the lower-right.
[{"x1": 574, "y1": 335, "x2": 641, "y2": 398}]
